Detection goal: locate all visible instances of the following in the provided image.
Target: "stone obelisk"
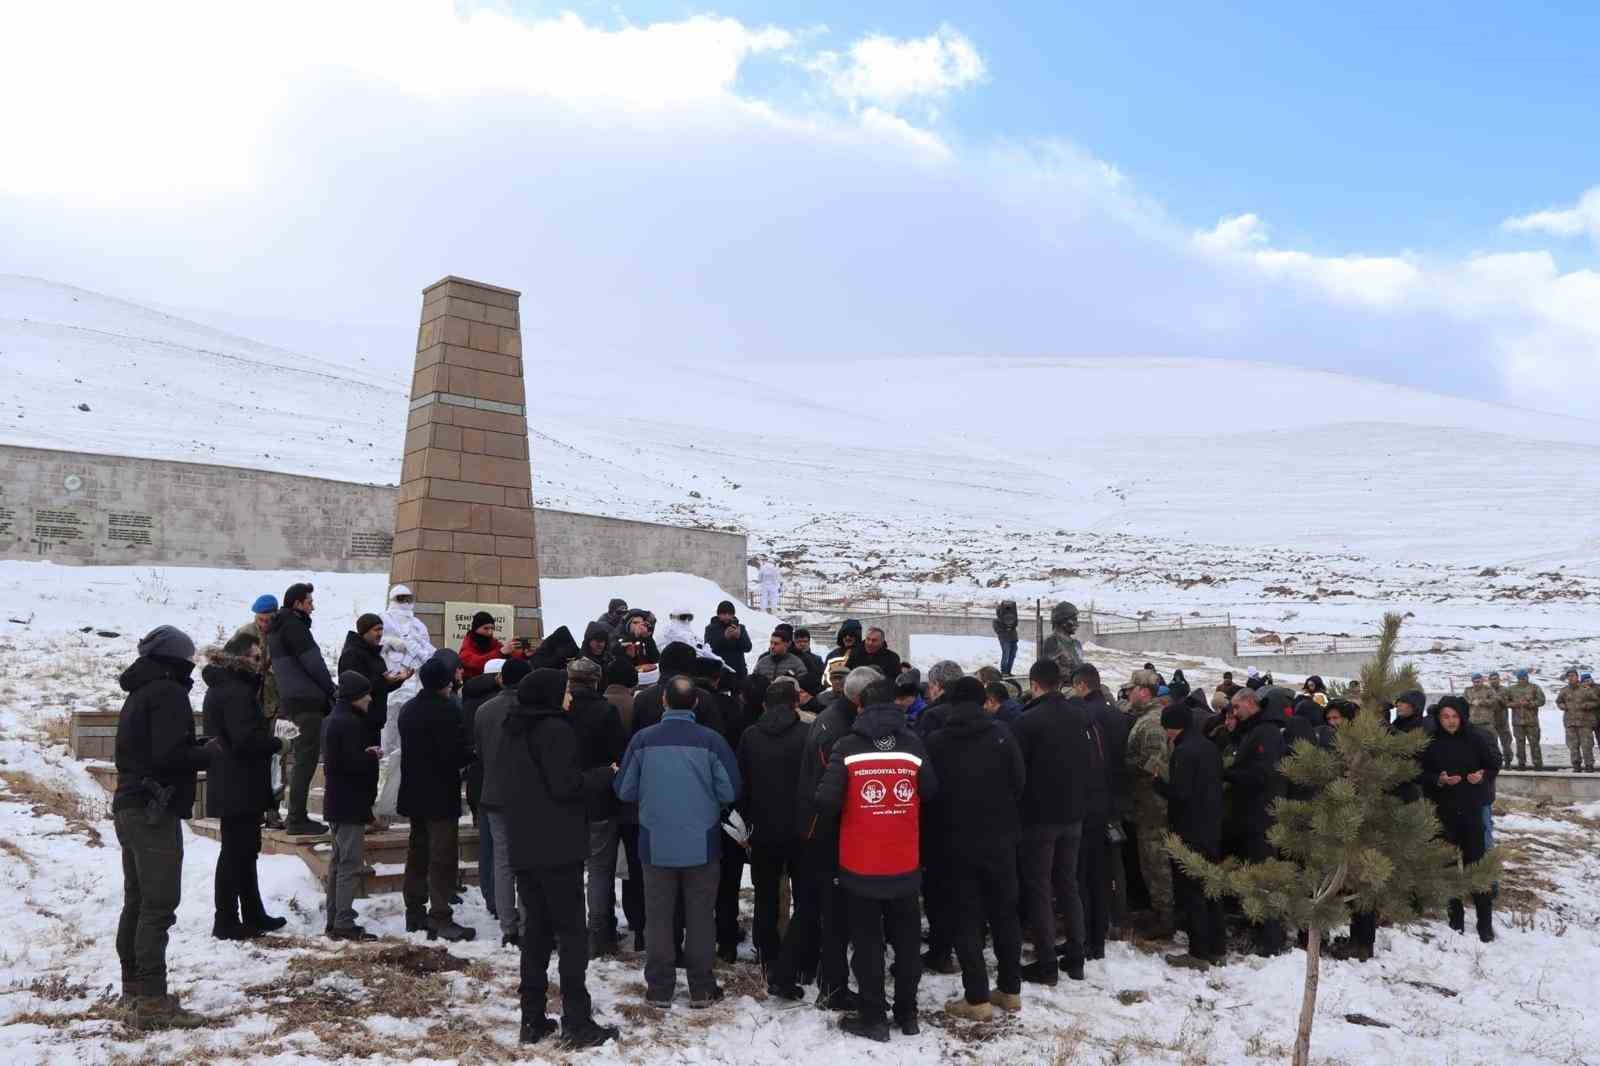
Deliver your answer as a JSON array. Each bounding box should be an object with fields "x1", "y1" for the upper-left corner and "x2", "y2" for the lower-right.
[{"x1": 388, "y1": 276, "x2": 542, "y2": 647}]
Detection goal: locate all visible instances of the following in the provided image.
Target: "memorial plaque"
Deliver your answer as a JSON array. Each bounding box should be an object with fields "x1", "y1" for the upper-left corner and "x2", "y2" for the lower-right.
[
  {"x1": 444, "y1": 600, "x2": 515, "y2": 645},
  {"x1": 32, "y1": 506, "x2": 92, "y2": 548},
  {"x1": 0, "y1": 504, "x2": 18, "y2": 543},
  {"x1": 349, "y1": 529, "x2": 394, "y2": 559},
  {"x1": 105, "y1": 510, "x2": 160, "y2": 548}
]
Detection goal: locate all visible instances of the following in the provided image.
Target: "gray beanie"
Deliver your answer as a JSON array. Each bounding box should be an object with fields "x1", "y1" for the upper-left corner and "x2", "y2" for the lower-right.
[{"x1": 138, "y1": 625, "x2": 195, "y2": 662}]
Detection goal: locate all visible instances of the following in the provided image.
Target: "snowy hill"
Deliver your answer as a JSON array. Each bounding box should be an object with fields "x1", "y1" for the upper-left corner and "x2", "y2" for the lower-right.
[{"x1": 6, "y1": 274, "x2": 1600, "y2": 683}]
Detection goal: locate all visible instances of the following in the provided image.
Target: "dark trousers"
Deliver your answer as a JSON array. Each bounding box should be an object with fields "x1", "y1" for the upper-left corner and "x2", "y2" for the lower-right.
[
  {"x1": 285, "y1": 697, "x2": 327, "y2": 824},
  {"x1": 716, "y1": 838, "x2": 745, "y2": 950},
  {"x1": 1108, "y1": 827, "x2": 1130, "y2": 924},
  {"x1": 643, "y1": 862, "x2": 719, "y2": 1000},
  {"x1": 475, "y1": 804, "x2": 496, "y2": 915},
  {"x1": 403, "y1": 817, "x2": 459, "y2": 923},
  {"x1": 812, "y1": 850, "x2": 851, "y2": 994},
  {"x1": 1173, "y1": 863, "x2": 1224, "y2": 958},
  {"x1": 846, "y1": 891, "x2": 921, "y2": 1023},
  {"x1": 1350, "y1": 910, "x2": 1377, "y2": 950},
  {"x1": 215, "y1": 813, "x2": 266, "y2": 924},
  {"x1": 1076, "y1": 823, "x2": 1109, "y2": 955},
  {"x1": 750, "y1": 840, "x2": 806, "y2": 977},
  {"x1": 999, "y1": 640, "x2": 1018, "y2": 676},
  {"x1": 115, "y1": 809, "x2": 182, "y2": 997},
  {"x1": 951, "y1": 851, "x2": 1022, "y2": 1003},
  {"x1": 516, "y1": 864, "x2": 592, "y2": 1025},
  {"x1": 619, "y1": 823, "x2": 645, "y2": 934},
  {"x1": 923, "y1": 851, "x2": 953, "y2": 959},
  {"x1": 1021, "y1": 821, "x2": 1084, "y2": 975},
  {"x1": 1242, "y1": 826, "x2": 1284, "y2": 953}
]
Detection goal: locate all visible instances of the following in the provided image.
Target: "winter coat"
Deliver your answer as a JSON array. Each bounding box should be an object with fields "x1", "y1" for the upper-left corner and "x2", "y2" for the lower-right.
[
  {"x1": 631, "y1": 681, "x2": 725, "y2": 739},
  {"x1": 924, "y1": 702, "x2": 1024, "y2": 861},
  {"x1": 337, "y1": 631, "x2": 402, "y2": 748},
  {"x1": 608, "y1": 610, "x2": 660, "y2": 666},
  {"x1": 457, "y1": 633, "x2": 506, "y2": 680},
  {"x1": 1223, "y1": 708, "x2": 1287, "y2": 836},
  {"x1": 381, "y1": 602, "x2": 436, "y2": 706},
  {"x1": 501, "y1": 699, "x2": 616, "y2": 870},
  {"x1": 993, "y1": 601, "x2": 1020, "y2": 642},
  {"x1": 1085, "y1": 690, "x2": 1129, "y2": 821},
  {"x1": 815, "y1": 702, "x2": 940, "y2": 899},
  {"x1": 737, "y1": 702, "x2": 809, "y2": 846},
  {"x1": 474, "y1": 689, "x2": 517, "y2": 810},
  {"x1": 113, "y1": 656, "x2": 210, "y2": 818},
  {"x1": 615, "y1": 710, "x2": 740, "y2": 867},
  {"x1": 826, "y1": 619, "x2": 864, "y2": 665},
  {"x1": 1421, "y1": 724, "x2": 1500, "y2": 823},
  {"x1": 569, "y1": 686, "x2": 627, "y2": 820},
  {"x1": 704, "y1": 619, "x2": 753, "y2": 679},
  {"x1": 914, "y1": 695, "x2": 952, "y2": 738},
  {"x1": 460, "y1": 673, "x2": 502, "y2": 810},
  {"x1": 1389, "y1": 709, "x2": 1432, "y2": 802},
  {"x1": 1156, "y1": 726, "x2": 1223, "y2": 854},
  {"x1": 846, "y1": 644, "x2": 902, "y2": 681},
  {"x1": 321, "y1": 699, "x2": 379, "y2": 824},
  {"x1": 397, "y1": 690, "x2": 469, "y2": 821},
  {"x1": 231, "y1": 619, "x2": 278, "y2": 719},
  {"x1": 267, "y1": 607, "x2": 335, "y2": 706},
  {"x1": 753, "y1": 649, "x2": 808, "y2": 681},
  {"x1": 655, "y1": 619, "x2": 705, "y2": 654},
  {"x1": 201, "y1": 654, "x2": 281, "y2": 818},
  {"x1": 580, "y1": 621, "x2": 614, "y2": 668},
  {"x1": 1012, "y1": 691, "x2": 1090, "y2": 826},
  {"x1": 796, "y1": 699, "x2": 857, "y2": 850}
]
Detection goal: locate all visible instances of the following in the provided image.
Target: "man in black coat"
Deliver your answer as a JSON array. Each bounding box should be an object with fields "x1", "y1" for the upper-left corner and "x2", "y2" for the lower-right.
[
  {"x1": 1069, "y1": 663, "x2": 1124, "y2": 959},
  {"x1": 1012, "y1": 659, "x2": 1091, "y2": 983},
  {"x1": 925, "y1": 680, "x2": 1025, "y2": 1021},
  {"x1": 580, "y1": 621, "x2": 613, "y2": 669},
  {"x1": 322, "y1": 671, "x2": 382, "y2": 941},
  {"x1": 704, "y1": 601, "x2": 753, "y2": 680},
  {"x1": 269, "y1": 583, "x2": 337, "y2": 835},
  {"x1": 1422, "y1": 696, "x2": 1499, "y2": 941},
  {"x1": 500, "y1": 669, "x2": 621, "y2": 1048},
  {"x1": 566, "y1": 656, "x2": 628, "y2": 955},
  {"x1": 398, "y1": 655, "x2": 475, "y2": 941},
  {"x1": 202, "y1": 633, "x2": 285, "y2": 940},
  {"x1": 791, "y1": 627, "x2": 826, "y2": 695},
  {"x1": 737, "y1": 677, "x2": 810, "y2": 997},
  {"x1": 113, "y1": 625, "x2": 217, "y2": 1029},
  {"x1": 846, "y1": 626, "x2": 902, "y2": 680},
  {"x1": 631, "y1": 642, "x2": 727, "y2": 738},
  {"x1": 336, "y1": 613, "x2": 409, "y2": 750},
  {"x1": 1224, "y1": 687, "x2": 1287, "y2": 955},
  {"x1": 1155, "y1": 704, "x2": 1225, "y2": 965}
]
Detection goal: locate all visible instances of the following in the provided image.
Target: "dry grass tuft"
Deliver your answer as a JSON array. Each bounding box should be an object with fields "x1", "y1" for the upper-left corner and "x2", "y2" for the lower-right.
[
  {"x1": 0, "y1": 770, "x2": 106, "y2": 847},
  {"x1": 0, "y1": 836, "x2": 39, "y2": 875},
  {"x1": 38, "y1": 712, "x2": 73, "y2": 750}
]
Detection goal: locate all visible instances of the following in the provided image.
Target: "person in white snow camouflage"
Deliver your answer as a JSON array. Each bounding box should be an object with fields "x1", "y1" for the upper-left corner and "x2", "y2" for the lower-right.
[
  {"x1": 376, "y1": 584, "x2": 436, "y2": 818},
  {"x1": 757, "y1": 559, "x2": 781, "y2": 611}
]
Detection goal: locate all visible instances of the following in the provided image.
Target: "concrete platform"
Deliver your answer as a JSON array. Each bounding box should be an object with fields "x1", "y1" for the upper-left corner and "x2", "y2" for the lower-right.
[
  {"x1": 1494, "y1": 769, "x2": 1600, "y2": 803},
  {"x1": 189, "y1": 818, "x2": 480, "y2": 897}
]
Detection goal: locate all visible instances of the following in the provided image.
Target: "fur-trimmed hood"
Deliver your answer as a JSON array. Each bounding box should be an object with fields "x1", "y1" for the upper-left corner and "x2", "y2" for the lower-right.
[{"x1": 203, "y1": 645, "x2": 262, "y2": 675}]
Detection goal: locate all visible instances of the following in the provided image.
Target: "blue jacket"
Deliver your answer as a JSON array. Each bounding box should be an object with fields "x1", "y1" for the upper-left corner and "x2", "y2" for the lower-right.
[{"x1": 615, "y1": 709, "x2": 740, "y2": 867}]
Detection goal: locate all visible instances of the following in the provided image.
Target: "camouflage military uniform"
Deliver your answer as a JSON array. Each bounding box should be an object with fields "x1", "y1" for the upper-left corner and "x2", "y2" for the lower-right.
[
  {"x1": 1465, "y1": 682, "x2": 1512, "y2": 766},
  {"x1": 1123, "y1": 697, "x2": 1173, "y2": 915},
  {"x1": 1504, "y1": 680, "x2": 1546, "y2": 769},
  {"x1": 1557, "y1": 680, "x2": 1600, "y2": 771}
]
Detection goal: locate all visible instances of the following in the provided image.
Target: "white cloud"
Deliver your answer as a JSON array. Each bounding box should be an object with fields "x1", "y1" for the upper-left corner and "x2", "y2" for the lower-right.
[
  {"x1": 810, "y1": 25, "x2": 985, "y2": 112},
  {"x1": 1502, "y1": 187, "x2": 1600, "y2": 242},
  {"x1": 1194, "y1": 215, "x2": 1422, "y2": 308}
]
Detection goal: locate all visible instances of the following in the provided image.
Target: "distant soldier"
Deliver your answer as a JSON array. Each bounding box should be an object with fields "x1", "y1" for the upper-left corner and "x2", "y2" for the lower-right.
[
  {"x1": 1557, "y1": 669, "x2": 1600, "y2": 773},
  {"x1": 1485, "y1": 672, "x2": 1514, "y2": 767},
  {"x1": 1040, "y1": 602, "x2": 1084, "y2": 677},
  {"x1": 1503, "y1": 670, "x2": 1546, "y2": 770},
  {"x1": 1120, "y1": 669, "x2": 1172, "y2": 928},
  {"x1": 1465, "y1": 673, "x2": 1511, "y2": 769}
]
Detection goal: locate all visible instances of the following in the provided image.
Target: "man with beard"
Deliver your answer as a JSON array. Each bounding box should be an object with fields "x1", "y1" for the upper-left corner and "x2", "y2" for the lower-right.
[{"x1": 269, "y1": 583, "x2": 337, "y2": 836}]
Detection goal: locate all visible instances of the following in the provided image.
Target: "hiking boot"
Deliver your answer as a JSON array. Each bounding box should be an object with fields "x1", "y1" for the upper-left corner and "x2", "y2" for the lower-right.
[
  {"x1": 211, "y1": 918, "x2": 262, "y2": 941},
  {"x1": 645, "y1": 992, "x2": 673, "y2": 1010},
  {"x1": 589, "y1": 931, "x2": 616, "y2": 957},
  {"x1": 519, "y1": 1016, "x2": 556, "y2": 1044},
  {"x1": 944, "y1": 997, "x2": 993, "y2": 1022},
  {"x1": 405, "y1": 911, "x2": 427, "y2": 933},
  {"x1": 502, "y1": 932, "x2": 521, "y2": 948},
  {"x1": 992, "y1": 991, "x2": 1023, "y2": 1012},
  {"x1": 717, "y1": 943, "x2": 738, "y2": 964},
  {"x1": 690, "y1": 986, "x2": 725, "y2": 1009},
  {"x1": 895, "y1": 1010, "x2": 919, "y2": 1036},
  {"x1": 245, "y1": 914, "x2": 287, "y2": 934},
  {"x1": 921, "y1": 949, "x2": 958, "y2": 975},
  {"x1": 559, "y1": 1018, "x2": 620, "y2": 1049},
  {"x1": 1165, "y1": 952, "x2": 1212, "y2": 971},
  {"x1": 1020, "y1": 960, "x2": 1058, "y2": 987},
  {"x1": 839, "y1": 1014, "x2": 891, "y2": 1042},
  {"x1": 1515, "y1": 761, "x2": 1528, "y2": 771},
  {"x1": 284, "y1": 819, "x2": 327, "y2": 836},
  {"x1": 328, "y1": 925, "x2": 377, "y2": 942},
  {"x1": 427, "y1": 921, "x2": 477, "y2": 942},
  {"x1": 817, "y1": 986, "x2": 861, "y2": 1012},
  {"x1": 128, "y1": 994, "x2": 208, "y2": 1031},
  {"x1": 767, "y1": 981, "x2": 805, "y2": 1001}
]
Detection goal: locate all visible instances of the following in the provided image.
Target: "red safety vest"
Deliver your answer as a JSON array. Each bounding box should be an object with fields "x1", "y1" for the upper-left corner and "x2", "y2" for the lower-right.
[{"x1": 838, "y1": 750, "x2": 922, "y2": 880}]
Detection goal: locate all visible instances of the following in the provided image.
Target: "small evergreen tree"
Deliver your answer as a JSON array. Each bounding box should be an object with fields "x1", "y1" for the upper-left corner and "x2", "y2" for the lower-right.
[
  {"x1": 1357, "y1": 611, "x2": 1420, "y2": 720},
  {"x1": 1171, "y1": 614, "x2": 1498, "y2": 1066}
]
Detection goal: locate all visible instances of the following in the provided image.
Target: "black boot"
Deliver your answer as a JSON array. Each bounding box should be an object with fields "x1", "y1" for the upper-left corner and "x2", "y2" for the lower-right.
[
  {"x1": 559, "y1": 1017, "x2": 619, "y2": 1048},
  {"x1": 839, "y1": 1014, "x2": 891, "y2": 1042},
  {"x1": 405, "y1": 910, "x2": 428, "y2": 933},
  {"x1": 1447, "y1": 899, "x2": 1465, "y2": 934},
  {"x1": 519, "y1": 1016, "x2": 557, "y2": 1044},
  {"x1": 1474, "y1": 894, "x2": 1495, "y2": 943}
]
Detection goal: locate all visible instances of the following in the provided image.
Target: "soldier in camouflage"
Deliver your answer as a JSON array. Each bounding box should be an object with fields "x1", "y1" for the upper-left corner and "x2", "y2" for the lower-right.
[
  {"x1": 1486, "y1": 672, "x2": 1514, "y2": 767},
  {"x1": 1040, "y1": 602, "x2": 1084, "y2": 678},
  {"x1": 1465, "y1": 673, "x2": 1512, "y2": 769},
  {"x1": 1503, "y1": 670, "x2": 1546, "y2": 770},
  {"x1": 1121, "y1": 669, "x2": 1173, "y2": 924},
  {"x1": 1557, "y1": 669, "x2": 1600, "y2": 772}
]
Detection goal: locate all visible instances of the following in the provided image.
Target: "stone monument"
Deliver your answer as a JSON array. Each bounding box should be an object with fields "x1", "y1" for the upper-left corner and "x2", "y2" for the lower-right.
[{"x1": 388, "y1": 276, "x2": 542, "y2": 648}]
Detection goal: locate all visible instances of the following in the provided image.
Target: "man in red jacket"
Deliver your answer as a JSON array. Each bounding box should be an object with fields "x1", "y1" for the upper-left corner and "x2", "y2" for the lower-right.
[{"x1": 815, "y1": 672, "x2": 939, "y2": 1043}]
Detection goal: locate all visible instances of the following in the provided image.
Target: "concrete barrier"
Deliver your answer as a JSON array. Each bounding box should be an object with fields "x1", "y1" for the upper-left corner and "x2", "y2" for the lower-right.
[
  {"x1": 1495, "y1": 770, "x2": 1600, "y2": 803},
  {"x1": 0, "y1": 444, "x2": 747, "y2": 596},
  {"x1": 1232, "y1": 650, "x2": 1376, "y2": 679},
  {"x1": 1088, "y1": 624, "x2": 1238, "y2": 662}
]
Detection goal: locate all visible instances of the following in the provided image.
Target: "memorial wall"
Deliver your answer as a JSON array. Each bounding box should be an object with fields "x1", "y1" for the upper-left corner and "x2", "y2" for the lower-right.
[{"x1": 0, "y1": 445, "x2": 748, "y2": 596}]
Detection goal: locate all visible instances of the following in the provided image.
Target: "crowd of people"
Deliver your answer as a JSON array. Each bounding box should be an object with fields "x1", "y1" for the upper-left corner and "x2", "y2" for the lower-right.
[{"x1": 109, "y1": 589, "x2": 1569, "y2": 1043}]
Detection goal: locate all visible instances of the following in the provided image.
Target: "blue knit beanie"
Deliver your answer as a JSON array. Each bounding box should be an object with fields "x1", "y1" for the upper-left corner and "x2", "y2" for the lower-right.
[{"x1": 251, "y1": 594, "x2": 279, "y2": 614}]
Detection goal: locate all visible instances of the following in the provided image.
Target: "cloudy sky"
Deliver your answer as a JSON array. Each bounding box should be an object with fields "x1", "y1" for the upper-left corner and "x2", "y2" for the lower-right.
[{"x1": 3, "y1": 1, "x2": 1598, "y2": 415}]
